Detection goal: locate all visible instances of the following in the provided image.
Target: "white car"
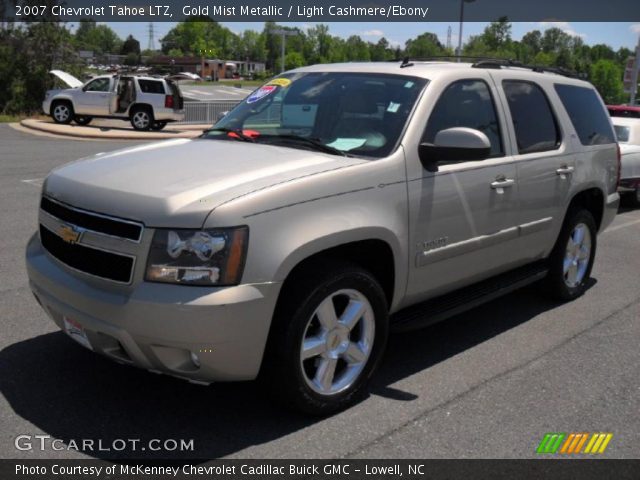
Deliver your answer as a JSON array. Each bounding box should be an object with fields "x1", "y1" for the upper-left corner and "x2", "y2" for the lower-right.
[
  {"x1": 43, "y1": 70, "x2": 185, "y2": 131},
  {"x1": 612, "y1": 117, "x2": 640, "y2": 205}
]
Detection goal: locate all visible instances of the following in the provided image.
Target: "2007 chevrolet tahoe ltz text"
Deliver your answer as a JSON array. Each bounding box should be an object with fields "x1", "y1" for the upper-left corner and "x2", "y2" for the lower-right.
[{"x1": 26, "y1": 61, "x2": 620, "y2": 414}]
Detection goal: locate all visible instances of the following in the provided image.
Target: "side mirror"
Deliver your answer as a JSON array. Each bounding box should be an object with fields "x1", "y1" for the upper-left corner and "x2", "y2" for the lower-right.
[{"x1": 418, "y1": 127, "x2": 491, "y2": 172}]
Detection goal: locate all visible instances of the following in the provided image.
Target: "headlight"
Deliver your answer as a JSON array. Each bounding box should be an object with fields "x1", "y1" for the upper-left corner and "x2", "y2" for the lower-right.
[{"x1": 145, "y1": 226, "x2": 248, "y2": 286}]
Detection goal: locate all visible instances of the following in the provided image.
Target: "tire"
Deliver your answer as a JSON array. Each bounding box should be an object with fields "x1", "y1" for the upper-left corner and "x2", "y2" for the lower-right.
[
  {"x1": 544, "y1": 209, "x2": 597, "y2": 301},
  {"x1": 630, "y1": 188, "x2": 640, "y2": 208},
  {"x1": 74, "y1": 116, "x2": 92, "y2": 126},
  {"x1": 261, "y1": 261, "x2": 389, "y2": 415},
  {"x1": 51, "y1": 101, "x2": 73, "y2": 124},
  {"x1": 150, "y1": 121, "x2": 167, "y2": 131},
  {"x1": 130, "y1": 107, "x2": 153, "y2": 131}
]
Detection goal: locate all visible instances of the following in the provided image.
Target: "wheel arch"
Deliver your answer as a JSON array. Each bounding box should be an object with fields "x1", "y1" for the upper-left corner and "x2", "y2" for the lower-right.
[{"x1": 565, "y1": 187, "x2": 605, "y2": 231}]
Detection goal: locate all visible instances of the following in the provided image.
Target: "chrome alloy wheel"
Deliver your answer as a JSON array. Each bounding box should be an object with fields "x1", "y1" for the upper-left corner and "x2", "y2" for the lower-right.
[
  {"x1": 300, "y1": 289, "x2": 375, "y2": 396},
  {"x1": 563, "y1": 222, "x2": 592, "y2": 288},
  {"x1": 132, "y1": 110, "x2": 150, "y2": 129},
  {"x1": 53, "y1": 104, "x2": 71, "y2": 122}
]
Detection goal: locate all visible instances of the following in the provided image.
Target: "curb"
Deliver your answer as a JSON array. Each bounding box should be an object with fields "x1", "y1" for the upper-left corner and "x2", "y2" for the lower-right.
[{"x1": 20, "y1": 119, "x2": 210, "y2": 140}]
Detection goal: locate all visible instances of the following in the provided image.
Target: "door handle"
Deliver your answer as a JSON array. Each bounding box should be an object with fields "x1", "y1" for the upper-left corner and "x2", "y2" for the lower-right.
[
  {"x1": 490, "y1": 177, "x2": 515, "y2": 190},
  {"x1": 556, "y1": 165, "x2": 575, "y2": 176}
]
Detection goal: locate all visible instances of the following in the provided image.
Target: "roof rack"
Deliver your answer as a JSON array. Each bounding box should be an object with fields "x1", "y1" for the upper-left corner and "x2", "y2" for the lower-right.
[{"x1": 389, "y1": 56, "x2": 585, "y2": 79}]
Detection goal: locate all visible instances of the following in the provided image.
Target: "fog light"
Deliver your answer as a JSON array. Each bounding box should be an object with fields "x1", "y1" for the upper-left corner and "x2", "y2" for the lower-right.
[{"x1": 190, "y1": 351, "x2": 201, "y2": 368}]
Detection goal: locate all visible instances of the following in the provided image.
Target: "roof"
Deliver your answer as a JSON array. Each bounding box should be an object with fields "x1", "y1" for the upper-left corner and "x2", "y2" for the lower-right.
[
  {"x1": 608, "y1": 105, "x2": 640, "y2": 112},
  {"x1": 291, "y1": 61, "x2": 592, "y2": 87}
]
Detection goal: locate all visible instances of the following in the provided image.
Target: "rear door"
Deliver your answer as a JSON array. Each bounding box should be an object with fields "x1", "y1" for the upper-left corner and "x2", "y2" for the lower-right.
[{"x1": 490, "y1": 73, "x2": 571, "y2": 259}]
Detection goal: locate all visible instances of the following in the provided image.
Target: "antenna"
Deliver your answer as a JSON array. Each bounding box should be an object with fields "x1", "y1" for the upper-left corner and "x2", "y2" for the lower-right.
[{"x1": 147, "y1": 23, "x2": 156, "y2": 51}]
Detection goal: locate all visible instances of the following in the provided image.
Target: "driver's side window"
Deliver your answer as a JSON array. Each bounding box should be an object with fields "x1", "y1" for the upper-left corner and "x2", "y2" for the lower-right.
[
  {"x1": 85, "y1": 78, "x2": 110, "y2": 92},
  {"x1": 424, "y1": 79, "x2": 504, "y2": 157}
]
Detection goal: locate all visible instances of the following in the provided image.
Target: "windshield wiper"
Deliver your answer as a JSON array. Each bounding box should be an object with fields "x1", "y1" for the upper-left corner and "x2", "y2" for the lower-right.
[
  {"x1": 260, "y1": 134, "x2": 348, "y2": 157},
  {"x1": 201, "y1": 127, "x2": 255, "y2": 142}
]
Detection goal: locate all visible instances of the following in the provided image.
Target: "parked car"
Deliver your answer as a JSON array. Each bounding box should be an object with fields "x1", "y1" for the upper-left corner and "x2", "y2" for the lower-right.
[
  {"x1": 43, "y1": 71, "x2": 185, "y2": 130},
  {"x1": 611, "y1": 117, "x2": 640, "y2": 205},
  {"x1": 27, "y1": 61, "x2": 619, "y2": 414},
  {"x1": 607, "y1": 104, "x2": 640, "y2": 118}
]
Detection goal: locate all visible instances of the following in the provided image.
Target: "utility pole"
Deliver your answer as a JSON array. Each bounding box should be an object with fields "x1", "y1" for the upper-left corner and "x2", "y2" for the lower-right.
[
  {"x1": 457, "y1": 0, "x2": 476, "y2": 61},
  {"x1": 147, "y1": 23, "x2": 155, "y2": 52},
  {"x1": 630, "y1": 34, "x2": 640, "y2": 105},
  {"x1": 272, "y1": 28, "x2": 297, "y2": 73}
]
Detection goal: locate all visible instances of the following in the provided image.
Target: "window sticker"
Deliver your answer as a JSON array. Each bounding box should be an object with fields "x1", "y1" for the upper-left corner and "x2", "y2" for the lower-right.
[
  {"x1": 246, "y1": 85, "x2": 277, "y2": 104},
  {"x1": 327, "y1": 138, "x2": 367, "y2": 151},
  {"x1": 268, "y1": 78, "x2": 292, "y2": 88},
  {"x1": 387, "y1": 102, "x2": 401, "y2": 113},
  {"x1": 404, "y1": 81, "x2": 415, "y2": 88}
]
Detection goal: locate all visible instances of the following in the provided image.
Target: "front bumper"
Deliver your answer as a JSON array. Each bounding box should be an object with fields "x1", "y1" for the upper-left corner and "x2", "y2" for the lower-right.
[{"x1": 26, "y1": 233, "x2": 280, "y2": 383}]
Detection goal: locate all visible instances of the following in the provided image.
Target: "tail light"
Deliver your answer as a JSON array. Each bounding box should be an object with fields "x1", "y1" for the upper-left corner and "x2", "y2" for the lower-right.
[
  {"x1": 165, "y1": 95, "x2": 174, "y2": 109},
  {"x1": 616, "y1": 143, "x2": 621, "y2": 188}
]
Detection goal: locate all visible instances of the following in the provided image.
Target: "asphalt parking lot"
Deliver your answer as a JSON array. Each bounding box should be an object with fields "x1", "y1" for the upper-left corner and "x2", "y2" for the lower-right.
[
  {"x1": 0, "y1": 123, "x2": 639, "y2": 460},
  {"x1": 179, "y1": 83, "x2": 254, "y2": 101}
]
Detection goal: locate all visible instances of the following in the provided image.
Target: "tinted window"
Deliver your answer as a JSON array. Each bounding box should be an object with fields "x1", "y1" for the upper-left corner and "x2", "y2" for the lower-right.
[
  {"x1": 608, "y1": 108, "x2": 640, "y2": 118},
  {"x1": 85, "y1": 78, "x2": 110, "y2": 92},
  {"x1": 614, "y1": 125, "x2": 630, "y2": 143},
  {"x1": 503, "y1": 81, "x2": 560, "y2": 154},
  {"x1": 555, "y1": 84, "x2": 616, "y2": 145},
  {"x1": 138, "y1": 80, "x2": 166, "y2": 94},
  {"x1": 424, "y1": 79, "x2": 503, "y2": 157}
]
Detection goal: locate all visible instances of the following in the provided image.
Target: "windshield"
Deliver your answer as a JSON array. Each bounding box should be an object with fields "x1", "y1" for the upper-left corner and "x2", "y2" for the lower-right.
[
  {"x1": 204, "y1": 72, "x2": 427, "y2": 158},
  {"x1": 613, "y1": 125, "x2": 630, "y2": 143}
]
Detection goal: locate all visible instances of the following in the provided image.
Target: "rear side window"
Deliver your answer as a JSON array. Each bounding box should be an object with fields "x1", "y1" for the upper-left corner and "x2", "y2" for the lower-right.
[
  {"x1": 503, "y1": 80, "x2": 561, "y2": 154},
  {"x1": 555, "y1": 84, "x2": 616, "y2": 145},
  {"x1": 614, "y1": 125, "x2": 630, "y2": 143},
  {"x1": 138, "y1": 80, "x2": 166, "y2": 94},
  {"x1": 423, "y1": 79, "x2": 504, "y2": 157}
]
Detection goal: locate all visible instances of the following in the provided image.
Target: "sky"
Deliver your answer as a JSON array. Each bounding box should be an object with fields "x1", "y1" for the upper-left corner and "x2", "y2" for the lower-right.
[{"x1": 101, "y1": 22, "x2": 640, "y2": 53}]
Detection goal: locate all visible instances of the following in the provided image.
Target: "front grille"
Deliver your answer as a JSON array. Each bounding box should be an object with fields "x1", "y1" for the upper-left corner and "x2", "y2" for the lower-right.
[
  {"x1": 40, "y1": 225, "x2": 134, "y2": 283},
  {"x1": 41, "y1": 197, "x2": 142, "y2": 242}
]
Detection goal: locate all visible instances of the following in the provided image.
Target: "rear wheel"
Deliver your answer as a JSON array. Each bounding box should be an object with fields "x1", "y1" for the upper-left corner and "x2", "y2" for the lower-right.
[
  {"x1": 130, "y1": 107, "x2": 153, "y2": 131},
  {"x1": 544, "y1": 209, "x2": 597, "y2": 301},
  {"x1": 630, "y1": 188, "x2": 640, "y2": 208},
  {"x1": 74, "y1": 116, "x2": 92, "y2": 126},
  {"x1": 262, "y1": 262, "x2": 389, "y2": 415},
  {"x1": 150, "y1": 121, "x2": 167, "y2": 131},
  {"x1": 51, "y1": 101, "x2": 73, "y2": 124}
]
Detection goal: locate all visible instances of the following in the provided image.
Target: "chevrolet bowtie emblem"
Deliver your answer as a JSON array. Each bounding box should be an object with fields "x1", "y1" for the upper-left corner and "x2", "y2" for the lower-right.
[{"x1": 58, "y1": 224, "x2": 81, "y2": 244}]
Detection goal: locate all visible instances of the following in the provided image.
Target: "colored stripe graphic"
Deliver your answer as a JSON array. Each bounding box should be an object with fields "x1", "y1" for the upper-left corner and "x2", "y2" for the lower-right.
[
  {"x1": 539, "y1": 433, "x2": 613, "y2": 454},
  {"x1": 536, "y1": 433, "x2": 566, "y2": 454}
]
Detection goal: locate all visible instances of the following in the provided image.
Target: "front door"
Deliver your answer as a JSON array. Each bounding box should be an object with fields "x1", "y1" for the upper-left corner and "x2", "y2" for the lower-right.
[
  {"x1": 405, "y1": 77, "x2": 522, "y2": 305},
  {"x1": 76, "y1": 77, "x2": 113, "y2": 116}
]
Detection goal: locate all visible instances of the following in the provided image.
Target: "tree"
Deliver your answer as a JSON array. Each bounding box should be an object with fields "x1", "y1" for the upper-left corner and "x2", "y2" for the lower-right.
[
  {"x1": 590, "y1": 59, "x2": 624, "y2": 104},
  {"x1": 284, "y1": 51, "x2": 305, "y2": 70},
  {"x1": 481, "y1": 17, "x2": 512, "y2": 51},
  {"x1": 521, "y1": 30, "x2": 542, "y2": 55},
  {"x1": 120, "y1": 34, "x2": 140, "y2": 56},
  {"x1": 404, "y1": 32, "x2": 444, "y2": 58},
  {"x1": 345, "y1": 35, "x2": 371, "y2": 61},
  {"x1": 75, "y1": 20, "x2": 121, "y2": 54}
]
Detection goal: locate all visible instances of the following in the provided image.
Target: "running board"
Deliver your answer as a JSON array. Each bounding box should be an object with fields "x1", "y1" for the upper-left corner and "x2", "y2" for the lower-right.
[{"x1": 391, "y1": 261, "x2": 548, "y2": 332}]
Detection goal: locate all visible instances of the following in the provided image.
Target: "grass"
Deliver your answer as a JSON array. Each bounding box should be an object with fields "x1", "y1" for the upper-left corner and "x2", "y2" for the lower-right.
[{"x1": 0, "y1": 114, "x2": 22, "y2": 123}]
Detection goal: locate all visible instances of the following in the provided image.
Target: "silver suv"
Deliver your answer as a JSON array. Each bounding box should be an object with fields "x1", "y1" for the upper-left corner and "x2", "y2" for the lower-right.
[
  {"x1": 43, "y1": 71, "x2": 185, "y2": 130},
  {"x1": 27, "y1": 61, "x2": 620, "y2": 414}
]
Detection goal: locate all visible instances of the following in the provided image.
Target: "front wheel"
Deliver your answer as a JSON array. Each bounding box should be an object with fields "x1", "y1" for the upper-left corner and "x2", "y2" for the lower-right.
[
  {"x1": 544, "y1": 209, "x2": 597, "y2": 301},
  {"x1": 51, "y1": 102, "x2": 73, "y2": 124},
  {"x1": 262, "y1": 262, "x2": 389, "y2": 415}
]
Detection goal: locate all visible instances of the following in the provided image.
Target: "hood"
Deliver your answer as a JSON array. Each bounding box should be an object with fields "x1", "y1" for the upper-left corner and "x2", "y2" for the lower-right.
[
  {"x1": 49, "y1": 70, "x2": 84, "y2": 89},
  {"x1": 43, "y1": 139, "x2": 365, "y2": 228}
]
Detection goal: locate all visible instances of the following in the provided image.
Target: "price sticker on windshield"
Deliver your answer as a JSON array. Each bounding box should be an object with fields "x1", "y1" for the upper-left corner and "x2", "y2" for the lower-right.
[{"x1": 246, "y1": 85, "x2": 277, "y2": 104}]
